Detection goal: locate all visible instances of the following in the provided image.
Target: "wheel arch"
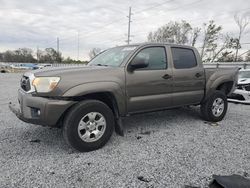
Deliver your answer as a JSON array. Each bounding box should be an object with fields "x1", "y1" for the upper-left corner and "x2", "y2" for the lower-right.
[
  {"x1": 215, "y1": 81, "x2": 234, "y2": 95},
  {"x1": 56, "y1": 91, "x2": 123, "y2": 128},
  {"x1": 204, "y1": 76, "x2": 236, "y2": 102}
]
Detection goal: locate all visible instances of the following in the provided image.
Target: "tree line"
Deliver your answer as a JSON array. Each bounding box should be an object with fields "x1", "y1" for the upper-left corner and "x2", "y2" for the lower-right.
[{"x1": 0, "y1": 47, "x2": 88, "y2": 64}]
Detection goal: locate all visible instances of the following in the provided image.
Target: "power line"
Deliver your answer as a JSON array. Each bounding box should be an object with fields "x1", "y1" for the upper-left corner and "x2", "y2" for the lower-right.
[
  {"x1": 82, "y1": 0, "x2": 203, "y2": 43},
  {"x1": 42, "y1": 1, "x2": 250, "y2": 58},
  {"x1": 74, "y1": 0, "x2": 192, "y2": 44},
  {"x1": 59, "y1": 0, "x2": 175, "y2": 43},
  {"x1": 187, "y1": 7, "x2": 250, "y2": 24},
  {"x1": 131, "y1": 7, "x2": 250, "y2": 40},
  {"x1": 134, "y1": 0, "x2": 174, "y2": 14},
  {"x1": 132, "y1": 0, "x2": 203, "y2": 24}
]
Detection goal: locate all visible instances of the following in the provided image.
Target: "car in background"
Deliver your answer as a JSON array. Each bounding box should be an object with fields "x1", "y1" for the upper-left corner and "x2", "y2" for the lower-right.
[
  {"x1": 228, "y1": 69, "x2": 250, "y2": 104},
  {"x1": 36, "y1": 64, "x2": 52, "y2": 69},
  {"x1": 11, "y1": 63, "x2": 39, "y2": 70},
  {"x1": 0, "y1": 63, "x2": 11, "y2": 73}
]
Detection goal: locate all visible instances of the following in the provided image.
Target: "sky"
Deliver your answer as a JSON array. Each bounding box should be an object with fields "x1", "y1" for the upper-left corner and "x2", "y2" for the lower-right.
[{"x1": 0, "y1": 0, "x2": 250, "y2": 60}]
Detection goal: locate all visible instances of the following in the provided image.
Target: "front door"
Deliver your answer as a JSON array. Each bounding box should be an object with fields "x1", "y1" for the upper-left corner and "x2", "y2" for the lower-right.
[{"x1": 126, "y1": 46, "x2": 173, "y2": 113}]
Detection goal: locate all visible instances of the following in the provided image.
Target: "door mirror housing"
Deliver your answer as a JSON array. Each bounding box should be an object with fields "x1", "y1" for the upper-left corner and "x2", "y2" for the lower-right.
[{"x1": 129, "y1": 58, "x2": 148, "y2": 71}]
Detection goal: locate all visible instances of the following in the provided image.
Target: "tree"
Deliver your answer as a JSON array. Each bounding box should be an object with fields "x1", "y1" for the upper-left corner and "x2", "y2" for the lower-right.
[
  {"x1": 217, "y1": 51, "x2": 234, "y2": 62},
  {"x1": 63, "y1": 57, "x2": 88, "y2": 64},
  {"x1": 15, "y1": 48, "x2": 36, "y2": 62},
  {"x1": 147, "y1": 20, "x2": 193, "y2": 44},
  {"x1": 234, "y1": 13, "x2": 250, "y2": 61},
  {"x1": 200, "y1": 20, "x2": 222, "y2": 62},
  {"x1": 39, "y1": 48, "x2": 62, "y2": 63},
  {"x1": 191, "y1": 27, "x2": 201, "y2": 46},
  {"x1": 0, "y1": 48, "x2": 36, "y2": 62},
  {"x1": 3, "y1": 50, "x2": 15, "y2": 62},
  {"x1": 89, "y1": 48, "x2": 101, "y2": 59},
  {"x1": 210, "y1": 36, "x2": 239, "y2": 62}
]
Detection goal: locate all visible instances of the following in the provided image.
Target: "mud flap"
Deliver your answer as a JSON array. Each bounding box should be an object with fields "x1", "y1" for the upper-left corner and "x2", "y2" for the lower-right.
[{"x1": 115, "y1": 117, "x2": 124, "y2": 136}]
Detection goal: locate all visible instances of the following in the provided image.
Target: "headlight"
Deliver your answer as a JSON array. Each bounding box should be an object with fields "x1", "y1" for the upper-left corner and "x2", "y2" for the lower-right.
[{"x1": 32, "y1": 77, "x2": 60, "y2": 93}]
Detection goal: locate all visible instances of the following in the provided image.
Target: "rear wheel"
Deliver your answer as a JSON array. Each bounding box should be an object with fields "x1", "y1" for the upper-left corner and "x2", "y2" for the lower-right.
[
  {"x1": 63, "y1": 100, "x2": 114, "y2": 152},
  {"x1": 200, "y1": 91, "x2": 228, "y2": 122}
]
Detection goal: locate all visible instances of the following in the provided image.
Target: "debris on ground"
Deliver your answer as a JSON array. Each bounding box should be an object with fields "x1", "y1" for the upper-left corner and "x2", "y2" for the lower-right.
[
  {"x1": 204, "y1": 122, "x2": 219, "y2": 126},
  {"x1": 29, "y1": 139, "x2": 41, "y2": 143},
  {"x1": 136, "y1": 135, "x2": 142, "y2": 140},
  {"x1": 209, "y1": 174, "x2": 250, "y2": 188},
  {"x1": 137, "y1": 176, "x2": 151, "y2": 183},
  {"x1": 140, "y1": 130, "x2": 151, "y2": 135}
]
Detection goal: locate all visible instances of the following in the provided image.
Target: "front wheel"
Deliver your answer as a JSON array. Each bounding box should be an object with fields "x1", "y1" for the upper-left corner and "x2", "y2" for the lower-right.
[
  {"x1": 63, "y1": 100, "x2": 114, "y2": 152},
  {"x1": 200, "y1": 91, "x2": 228, "y2": 122}
]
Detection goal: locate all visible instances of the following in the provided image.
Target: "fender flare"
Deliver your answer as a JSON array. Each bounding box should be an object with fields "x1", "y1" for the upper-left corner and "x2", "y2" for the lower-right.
[
  {"x1": 62, "y1": 81, "x2": 126, "y2": 115},
  {"x1": 205, "y1": 76, "x2": 235, "y2": 101}
]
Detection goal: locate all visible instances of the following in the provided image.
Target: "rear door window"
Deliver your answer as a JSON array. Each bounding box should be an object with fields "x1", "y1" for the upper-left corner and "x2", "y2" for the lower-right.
[{"x1": 171, "y1": 48, "x2": 197, "y2": 69}]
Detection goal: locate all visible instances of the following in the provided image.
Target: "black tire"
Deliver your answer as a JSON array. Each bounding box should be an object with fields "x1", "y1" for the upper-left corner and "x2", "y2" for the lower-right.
[
  {"x1": 200, "y1": 91, "x2": 228, "y2": 122},
  {"x1": 63, "y1": 100, "x2": 114, "y2": 152}
]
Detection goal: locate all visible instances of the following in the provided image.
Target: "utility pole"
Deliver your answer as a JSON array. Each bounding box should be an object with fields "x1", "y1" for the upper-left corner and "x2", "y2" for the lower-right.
[
  {"x1": 126, "y1": 7, "x2": 132, "y2": 44},
  {"x1": 57, "y1": 37, "x2": 59, "y2": 54},
  {"x1": 36, "y1": 46, "x2": 39, "y2": 63},
  {"x1": 77, "y1": 31, "x2": 80, "y2": 61}
]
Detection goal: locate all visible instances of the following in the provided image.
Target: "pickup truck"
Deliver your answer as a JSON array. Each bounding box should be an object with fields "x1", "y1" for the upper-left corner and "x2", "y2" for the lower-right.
[{"x1": 9, "y1": 43, "x2": 238, "y2": 152}]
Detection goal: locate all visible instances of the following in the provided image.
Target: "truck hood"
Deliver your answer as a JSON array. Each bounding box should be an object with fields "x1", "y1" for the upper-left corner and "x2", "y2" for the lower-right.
[
  {"x1": 29, "y1": 65, "x2": 125, "y2": 96},
  {"x1": 33, "y1": 65, "x2": 108, "y2": 77}
]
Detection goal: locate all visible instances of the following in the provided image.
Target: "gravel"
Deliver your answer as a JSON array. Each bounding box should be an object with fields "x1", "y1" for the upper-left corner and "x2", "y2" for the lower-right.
[{"x1": 0, "y1": 73, "x2": 250, "y2": 188}]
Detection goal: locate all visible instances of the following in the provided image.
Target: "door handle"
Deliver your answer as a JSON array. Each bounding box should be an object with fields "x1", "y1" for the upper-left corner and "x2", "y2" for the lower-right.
[
  {"x1": 195, "y1": 73, "x2": 202, "y2": 78},
  {"x1": 162, "y1": 74, "x2": 172, "y2": 80}
]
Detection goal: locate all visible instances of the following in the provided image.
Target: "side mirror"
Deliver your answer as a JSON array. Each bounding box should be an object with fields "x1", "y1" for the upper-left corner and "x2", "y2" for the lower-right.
[{"x1": 129, "y1": 57, "x2": 148, "y2": 70}]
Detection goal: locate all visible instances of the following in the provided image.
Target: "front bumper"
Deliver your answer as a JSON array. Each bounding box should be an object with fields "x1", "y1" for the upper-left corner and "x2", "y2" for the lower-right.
[{"x1": 9, "y1": 89, "x2": 76, "y2": 127}]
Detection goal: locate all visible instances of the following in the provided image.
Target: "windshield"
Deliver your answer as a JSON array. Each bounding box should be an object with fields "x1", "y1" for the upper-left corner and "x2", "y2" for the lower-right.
[
  {"x1": 88, "y1": 46, "x2": 137, "y2": 67},
  {"x1": 239, "y1": 71, "x2": 250, "y2": 79}
]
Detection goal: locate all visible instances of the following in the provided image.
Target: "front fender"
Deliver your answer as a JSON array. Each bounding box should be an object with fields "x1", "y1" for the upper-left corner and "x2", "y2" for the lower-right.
[{"x1": 62, "y1": 81, "x2": 126, "y2": 115}]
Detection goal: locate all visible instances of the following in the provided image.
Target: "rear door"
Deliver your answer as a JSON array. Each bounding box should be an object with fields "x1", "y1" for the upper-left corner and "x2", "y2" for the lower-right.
[
  {"x1": 126, "y1": 46, "x2": 173, "y2": 113},
  {"x1": 170, "y1": 47, "x2": 205, "y2": 106}
]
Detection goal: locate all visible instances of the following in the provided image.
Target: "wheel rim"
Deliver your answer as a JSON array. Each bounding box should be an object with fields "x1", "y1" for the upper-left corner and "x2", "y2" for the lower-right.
[
  {"x1": 212, "y1": 98, "x2": 225, "y2": 117},
  {"x1": 77, "y1": 112, "x2": 106, "y2": 143}
]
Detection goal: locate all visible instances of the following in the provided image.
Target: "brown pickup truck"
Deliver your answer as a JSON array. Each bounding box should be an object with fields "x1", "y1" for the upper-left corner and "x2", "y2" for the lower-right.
[{"x1": 9, "y1": 43, "x2": 238, "y2": 152}]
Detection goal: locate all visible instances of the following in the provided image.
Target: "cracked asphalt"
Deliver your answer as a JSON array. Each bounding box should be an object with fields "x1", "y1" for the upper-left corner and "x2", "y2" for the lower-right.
[{"x1": 0, "y1": 73, "x2": 250, "y2": 188}]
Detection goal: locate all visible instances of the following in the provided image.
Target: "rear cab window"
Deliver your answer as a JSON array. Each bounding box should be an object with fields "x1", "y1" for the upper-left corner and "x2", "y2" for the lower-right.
[{"x1": 171, "y1": 47, "x2": 197, "y2": 69}]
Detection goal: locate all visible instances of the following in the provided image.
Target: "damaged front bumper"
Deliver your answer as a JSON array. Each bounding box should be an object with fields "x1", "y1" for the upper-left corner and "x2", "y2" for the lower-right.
[
  {"x1": 9, "y1": 89, "x2": 76, "y2": 127},
  {"x1": 9, "y1": 102, "x2": 34, "y2": 124}
]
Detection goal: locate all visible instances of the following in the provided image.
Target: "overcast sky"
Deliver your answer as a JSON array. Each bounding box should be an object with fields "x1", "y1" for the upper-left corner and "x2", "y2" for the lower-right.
[{"x1": 0, "y1": 0, "x2": 250, "y2": 60}]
